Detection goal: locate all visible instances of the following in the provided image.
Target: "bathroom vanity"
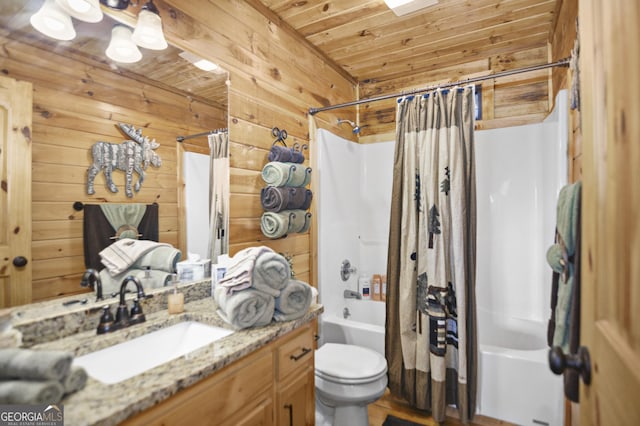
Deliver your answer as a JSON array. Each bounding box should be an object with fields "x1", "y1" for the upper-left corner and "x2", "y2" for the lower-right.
[{"x1": 11, "y1": 280, "x2": 322, "y2": 425}]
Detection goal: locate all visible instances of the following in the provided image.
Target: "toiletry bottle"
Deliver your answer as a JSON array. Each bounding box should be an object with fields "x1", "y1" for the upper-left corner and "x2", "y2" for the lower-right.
[
  {"x1": 358, "y1": 274, "x2": 371, "y2": 300},
  {"x1": 372, "y1": 274, "x2": 382, "y2": 301},
  {"x1": 167, "y1": 274, "x2": 184, "y2": 314},
  {"x1": 381, "y1": 274, "x2": 387, "y2": 302}
]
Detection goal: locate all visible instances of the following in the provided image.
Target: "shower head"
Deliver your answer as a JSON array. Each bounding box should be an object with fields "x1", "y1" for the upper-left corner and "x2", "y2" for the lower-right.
[{"x1": 337, "y1": 118, "x2": 361, "y2": 135}]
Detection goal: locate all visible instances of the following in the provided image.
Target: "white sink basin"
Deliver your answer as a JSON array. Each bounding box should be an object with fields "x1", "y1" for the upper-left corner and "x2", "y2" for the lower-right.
[{"x1": 73, "y1": 321, "x2": 234, "y2": 384}]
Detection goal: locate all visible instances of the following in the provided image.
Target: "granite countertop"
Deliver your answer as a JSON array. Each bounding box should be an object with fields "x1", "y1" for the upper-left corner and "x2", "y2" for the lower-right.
[{"x1": 31, "y1": 296, "x2": 323, "y2": 426}]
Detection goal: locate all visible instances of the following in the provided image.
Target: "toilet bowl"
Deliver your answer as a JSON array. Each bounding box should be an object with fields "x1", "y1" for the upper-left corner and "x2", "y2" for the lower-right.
[{"x1": 315, "y1": 343, "x2": 388, "y2": 426}]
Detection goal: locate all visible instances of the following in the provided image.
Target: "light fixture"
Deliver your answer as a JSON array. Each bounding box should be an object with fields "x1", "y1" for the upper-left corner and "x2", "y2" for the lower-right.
[
  {"x1": 384, "y1": 0, "x2": 439, "y2": 17},
  {"x1": 106, "y1": 24, "x2": 142, "y2": 63},
  {"x1": 99, "y1": 0, "x2": 130, "y2": 10},
  {"x1": 179, "y1": 51, "x2": 220, "y2": 72},
  {"x1": 30, "y1": 0, "x2": 76, "y2": 41},
  {"x1": 131, "y1": 0, "x2": 168, "y2": 50},
  {"x1": 55, "y1": 0, "x2": 103, "y2": 23}
]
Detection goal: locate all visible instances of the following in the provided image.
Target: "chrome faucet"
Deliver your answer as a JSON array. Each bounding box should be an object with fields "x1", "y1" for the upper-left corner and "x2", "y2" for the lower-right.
[
  {"x1": 343, "y1": 289, "x2": 362, "y2": 300},
  {"x1": 343, "y1": 307, "x2": 351, "y2": 319},
  {"x1": 96, "y1": 276, "x2": 147, "y2": 334},
  {"x1": 80, "y1": 268, "x2": 103, "y2": 301}
]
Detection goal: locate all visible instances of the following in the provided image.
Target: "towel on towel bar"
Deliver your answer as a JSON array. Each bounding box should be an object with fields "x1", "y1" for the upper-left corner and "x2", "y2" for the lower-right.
[
  {"x1": 99, "y1": 239, "x2": 171, "y2": 276},
  {"x1": 0, "y1": 380, "x2": 64, "y2": 405},
  {"x1": 260, "y1": 211, "x2": 291, "y2": 239},
  {"x1": 287, "y1": 210, "x2": 312, "y2": 233},
  {"x1": 273, "y1": 280, "x2": 312, "y2": 322},
  {"x1": 214, "y1": 286, "x2": 275, "y2": 329},
  {"x1": 0, "y1": 348, "x2": 72, "y2": 382},
  {"x1": 262, "y1": 162, "x2": 312, "y2": 187},
  {"x1": 268, "y1": 145, "x2": 306, "y2": 164}
]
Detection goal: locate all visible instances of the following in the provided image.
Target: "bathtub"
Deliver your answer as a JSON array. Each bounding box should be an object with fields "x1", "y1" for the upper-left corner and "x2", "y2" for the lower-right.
[
  {"x1": 319, "y1": 299, "x2": 385, "y2": 355},
  {"x1": 476, "y1": 308, "x2": 564, "y2": 426},
  {"x1": 319, "y1": 301, "x2": 564, "y2": 426}
]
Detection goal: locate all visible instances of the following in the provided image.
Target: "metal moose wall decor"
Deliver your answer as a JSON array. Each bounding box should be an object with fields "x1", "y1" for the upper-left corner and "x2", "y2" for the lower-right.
[{"x1": 87, "y1": 123, "x2": 162, "y2": 198}]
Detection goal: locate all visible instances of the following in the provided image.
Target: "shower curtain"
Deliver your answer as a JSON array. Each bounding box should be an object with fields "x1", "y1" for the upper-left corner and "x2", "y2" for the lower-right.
[
  {"x1": 208, "y1": 131, "x2": 230, "y2": 263},
  {"x1": 385, "y1": 87, "x2": 477, "y2": 423}
]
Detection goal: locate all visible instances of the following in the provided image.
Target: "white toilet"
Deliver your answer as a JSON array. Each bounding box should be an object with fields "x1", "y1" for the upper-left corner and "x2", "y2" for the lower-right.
[{"x1": 314, "y1": 343, "x2": 388, "y2": 426}]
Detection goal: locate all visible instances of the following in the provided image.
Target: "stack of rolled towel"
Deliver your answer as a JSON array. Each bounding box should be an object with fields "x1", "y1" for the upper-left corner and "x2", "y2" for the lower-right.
[
  {"x1": 98, "y1": 238, "x2": 182, "y2": 294},
  {"x1": 213, "y1": 246, "x2": 314, "y2": 329},
  {"x1": 0, "y1": 348, "x2": 87, "y2": 404},
  {"x1": 260, "y1": 160, "x2": 313, "y2": 239}
]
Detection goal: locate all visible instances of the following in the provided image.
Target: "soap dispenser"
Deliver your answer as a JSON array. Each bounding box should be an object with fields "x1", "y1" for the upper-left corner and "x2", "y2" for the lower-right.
[{"x1": 167, "y1": 274, "x2": 184, "y2": 314}]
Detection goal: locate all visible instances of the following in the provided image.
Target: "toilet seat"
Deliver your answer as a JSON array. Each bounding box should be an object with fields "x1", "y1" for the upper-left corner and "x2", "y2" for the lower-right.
[{"x1": 315, "y1": 343, "x2": 387, "y2": 384}]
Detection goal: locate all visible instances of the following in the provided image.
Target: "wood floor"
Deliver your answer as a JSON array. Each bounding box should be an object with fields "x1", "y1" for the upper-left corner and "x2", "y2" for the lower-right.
[{"x1": 367, "y1": 390, "x2": 516, "y2": 426}]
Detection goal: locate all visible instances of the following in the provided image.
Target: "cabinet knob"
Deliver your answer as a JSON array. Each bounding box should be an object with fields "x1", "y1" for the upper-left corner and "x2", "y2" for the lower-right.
[{"x1": 12, "y1": 256, "x2": 28, "y2": 267}]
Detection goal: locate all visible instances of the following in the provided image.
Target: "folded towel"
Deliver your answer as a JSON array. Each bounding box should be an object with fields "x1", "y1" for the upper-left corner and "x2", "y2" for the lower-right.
[
  {"x1": 273, "y1": 280, "x2": 312, "y2": 322},
  {"x1": 0, "y1": 349, "x2": 72, "y2": 382},
  {"x1": 261, "y1": 162, "x2": 312, "y2": 188},
  {"x1": 100, "y1": 239, "x2": 171, "y2": 276},
  {"x1": 99, "y1": 268, "x2": 172, "y2": 296},
  {"x1": 214, "y1": 286, "x2": 275, "y2": 329},
  {"x1": 261, "y1": 211, "x2": 291, "y2": 239},
  {"x1": 252, "y1": 251, "x2": 290, "y2": 297},
  {"x1": 63, "y1": 366, "x2": 88, "y2": 395},
  {"x1": 0, "y1": 380, "x2": 64, "y2": 404},
  {"x1": 133, "y1": 245, "x2": 181, "y2": 273},
  {"x1": 219, "y1": 246, "x2": 273, "y2": 293}
]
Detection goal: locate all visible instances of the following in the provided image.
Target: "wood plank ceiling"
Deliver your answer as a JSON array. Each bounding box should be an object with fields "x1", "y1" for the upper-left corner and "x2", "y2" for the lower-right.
[
  {"x1": 1, "y1": 0, "x2": 561, "y2": 109},
  {"x1": 255, "y1": 0, "x2": 561, "y2": 84}
]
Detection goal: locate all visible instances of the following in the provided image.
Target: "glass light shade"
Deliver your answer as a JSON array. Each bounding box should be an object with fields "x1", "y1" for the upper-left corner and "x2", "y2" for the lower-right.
[
  {"x1": 106, "y1": 25, "x2": 142, "y2": 63},
  {"x1": 56, "y1": 0, "x2": 103, "y2": 23},
  {"x1": 131, "y1": 8, "x2": 168, "y2": 50},
  {"x1": 30, "y1": 0, "x2": 76, "y2": 41}
]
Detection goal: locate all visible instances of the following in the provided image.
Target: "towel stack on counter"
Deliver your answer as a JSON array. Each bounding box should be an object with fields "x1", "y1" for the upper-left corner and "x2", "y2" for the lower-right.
[
  {"x1": 213, "y1": 246, "x2": 313, "y2": 329},
  {"x1": 260, "y1": 143, "x2": 313, "y2": 239},
  {"x1": 0, "y1": 349, "x2": 87, "y2": 404},
  {"x1": 98, "y1": 238, "x2": 182, "y2": 294}
]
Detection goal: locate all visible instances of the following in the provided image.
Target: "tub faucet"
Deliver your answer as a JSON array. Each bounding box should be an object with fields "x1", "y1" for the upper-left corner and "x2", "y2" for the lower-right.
[
  {"x1": 343, "y1": 289, "x2": 362, "y2": 300},
  {"x1": 80, "y1": 268, "x2": 103, "y2": 302}
]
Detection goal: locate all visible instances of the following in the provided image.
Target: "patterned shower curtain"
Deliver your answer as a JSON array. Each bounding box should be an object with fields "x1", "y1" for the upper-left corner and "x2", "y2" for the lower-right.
[
  {"x1": 385, "y1": 87, "x2": 477, "y2": 423},
  {"x1": 208, "y1": 131, "x2": 230, "y2": 263}
]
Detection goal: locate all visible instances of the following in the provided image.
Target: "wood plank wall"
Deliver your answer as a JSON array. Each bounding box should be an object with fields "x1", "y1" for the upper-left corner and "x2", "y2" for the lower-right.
[
  {"x1": 0, "y1": 34, "x2": 225, "y2": 301},
  {"x1": 2, "y1": 0, "x2": 579, "y2": 303}
]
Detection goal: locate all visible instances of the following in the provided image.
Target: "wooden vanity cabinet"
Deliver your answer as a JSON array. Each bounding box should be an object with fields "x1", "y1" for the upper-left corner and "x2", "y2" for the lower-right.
[
  {"x1": 122, "y1": 322, "x2": 315, "y2": 426},
  {"x1": 276, "y1": 323, "x2": 315, "y2": 426}
]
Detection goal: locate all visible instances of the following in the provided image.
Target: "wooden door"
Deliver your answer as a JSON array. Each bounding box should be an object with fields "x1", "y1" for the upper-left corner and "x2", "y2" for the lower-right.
[
  {"x1": 0, "y1": 75, "x2": 32, "y2": 307},
  {"x1": 578, "y1": 0, "x2": 640, "y2": 424}
]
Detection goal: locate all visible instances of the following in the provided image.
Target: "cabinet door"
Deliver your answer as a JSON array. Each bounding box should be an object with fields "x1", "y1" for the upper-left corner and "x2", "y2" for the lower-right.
[
  {"x1": 277, "y1": 366, "x2": 314, "y2": 426},
  {"x1": 222, "y1": 397, "x2": 273, "y2": 426}
]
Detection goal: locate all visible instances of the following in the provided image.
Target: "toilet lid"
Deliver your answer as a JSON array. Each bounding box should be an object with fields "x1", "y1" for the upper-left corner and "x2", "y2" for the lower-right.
[{"x1": 315, "y1": 343, "x2": 387, "y2": 381}]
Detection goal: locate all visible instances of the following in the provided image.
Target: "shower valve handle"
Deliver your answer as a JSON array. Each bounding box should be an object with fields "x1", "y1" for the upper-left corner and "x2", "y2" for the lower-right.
[{"x1": 548, "y1": 346, "x2": 592, "y2": 385}]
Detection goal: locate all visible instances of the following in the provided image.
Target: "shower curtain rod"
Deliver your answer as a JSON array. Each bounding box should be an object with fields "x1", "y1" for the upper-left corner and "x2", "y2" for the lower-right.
[
  {"x1": 308, "y1": 57, "x2": 570, "y2": 115},
  {"x1": 176, "y1": 128, "x2": 228, "y2": 142}
]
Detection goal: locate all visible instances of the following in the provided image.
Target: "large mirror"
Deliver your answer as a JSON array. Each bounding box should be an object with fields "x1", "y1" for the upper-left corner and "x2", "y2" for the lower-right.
[{"x1": 0, "y1": 0, "x2": 228, "y2": 306}]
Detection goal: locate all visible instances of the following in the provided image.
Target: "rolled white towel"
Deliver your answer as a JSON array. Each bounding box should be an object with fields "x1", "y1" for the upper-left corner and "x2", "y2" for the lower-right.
[
  {"x1": 273, "y1": 280, "x2": 312, "y2": 322},
  {"x1": 214, "y1": 286, "x2": 275, "y2": 330},
  {"x1": 0, "y1": 380, "x2": 64, "y2": 405},
  {"x1": 252, "y1": 251, "x2": 290, "y2": 297}
]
